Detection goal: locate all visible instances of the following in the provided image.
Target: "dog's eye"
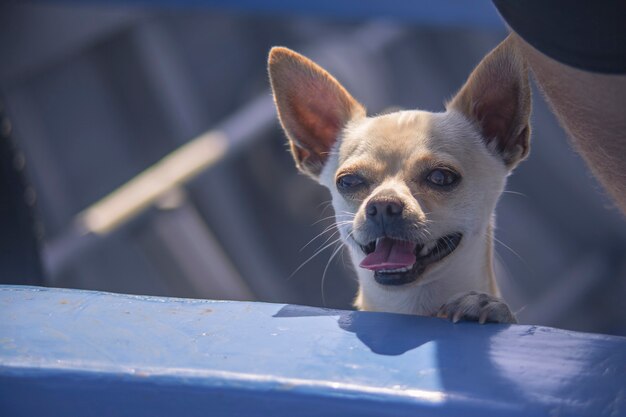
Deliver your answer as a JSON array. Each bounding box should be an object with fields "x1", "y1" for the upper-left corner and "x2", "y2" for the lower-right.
[
  {"x1": 337, "y1": 174, "x2": 364, "y2": 190},
  {"x1": 426, "y1": 169, "x2": 459, "y2": 188}
]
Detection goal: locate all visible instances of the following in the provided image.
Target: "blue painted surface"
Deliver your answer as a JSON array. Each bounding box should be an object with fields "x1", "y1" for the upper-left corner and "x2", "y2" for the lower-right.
[
  {"x1": 38, "y1": 0, "x2": 505, "y2": 30},
  {"x1": 0, "y1": 285, "x2": 625, "y2": 416}
]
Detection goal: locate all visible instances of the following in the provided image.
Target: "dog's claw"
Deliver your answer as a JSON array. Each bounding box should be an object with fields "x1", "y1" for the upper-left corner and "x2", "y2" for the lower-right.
[
  {"x1": 478, "y1": 310, "x2": 489, "y2": 324},
  {"x1": 439, "y1": 291, "x2": 517, "y2": 324},
  {"x1": 452, "y1": 311, "x2": 463, "y2": 323}
]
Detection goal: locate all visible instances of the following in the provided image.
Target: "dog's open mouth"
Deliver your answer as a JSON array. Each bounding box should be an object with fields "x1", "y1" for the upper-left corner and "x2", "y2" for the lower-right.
[{"x1": 358, "y1": 233, "x2": 463, "y2": 286}]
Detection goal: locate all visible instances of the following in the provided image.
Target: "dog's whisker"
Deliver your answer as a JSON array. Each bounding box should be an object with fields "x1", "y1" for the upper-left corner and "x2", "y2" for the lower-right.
[
  {"x1": 315, "y1": 222, "x2": 349, "y2": 237},
  {"x1": 311, "y1": 215, "x2": 341, "y2": 226},
  {"x1": 492, "y1": 248, "x2": 524, "y2": 289},
  {"x1": 310, "y1": 224, "x2": 335, "y2": 234},
  {"x1": 320, "y1": 223, "x2": 340, "y2": 233},
  {"x1": 316, "y1": 199, "x2": 333, "y2": 209},
  {"x1": 311, "y1": 213, "x2": 354, "y2": 226},
  {"x1": 339, "y1": 234, "x2": 353, "y2": 270},
  {"x1": 491, "y1": 235, "x2": 525, "y2": 265},
  {"x1": 485, "y1": 232, "x2": 535, "y2": 278},
  {"x1": 300, "y1": 221, "x2": 352, "y2": 253},
  {"x1": 514, "y1": 304, "x2": 528, "y2": 316},
  {"x1": 300, "y1": 228, "x2": 340, "y2": 252},
  {"x1": 290, "y1": 237, "x2": 344, "y2": 280},
  {"x1": 502, "y1": 190, "x2": 528, "y2": 198},
  {"x1": 321, "y1": 243, "x2": 344, "y2": 307},
  {"x1": 442, "y1": 235, "x2": 454, "y2": 254},
  {"x1": 313, "y1": 229, "x2": 343, "y2": 253},
  {"x1": 418, "y1": 227, "x2": 432, "y2": 240},
  {"x1": 318, "y1": 220, "x2": 351, "y2": 234}
]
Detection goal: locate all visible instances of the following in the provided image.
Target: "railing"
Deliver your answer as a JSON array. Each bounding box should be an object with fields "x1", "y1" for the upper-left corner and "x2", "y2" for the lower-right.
[{"x1": 1, "y1": 285, "x2": 624, "y2": 416}]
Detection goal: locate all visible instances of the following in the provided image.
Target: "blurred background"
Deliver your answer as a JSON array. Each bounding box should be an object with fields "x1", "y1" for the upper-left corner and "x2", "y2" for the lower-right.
[{"x1": 1, "y1": 1, "x2": 625, "y2": 336}]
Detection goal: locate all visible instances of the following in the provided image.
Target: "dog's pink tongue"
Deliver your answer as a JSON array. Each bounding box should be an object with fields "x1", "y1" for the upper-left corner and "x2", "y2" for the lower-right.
[{"x1": 359, "y1": 238, "x2": 417, "y2": 271}]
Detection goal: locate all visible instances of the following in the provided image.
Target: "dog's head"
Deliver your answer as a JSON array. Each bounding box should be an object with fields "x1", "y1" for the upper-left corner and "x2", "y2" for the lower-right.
[{"x1": 268, "y1": 37, "x2": 530, "y2": 288}]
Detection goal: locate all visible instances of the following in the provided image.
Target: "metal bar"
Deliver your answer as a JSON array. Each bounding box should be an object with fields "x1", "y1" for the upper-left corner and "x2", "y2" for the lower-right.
[{"x1": 77, "y1": 131, "x2": 228, "y2": 235}]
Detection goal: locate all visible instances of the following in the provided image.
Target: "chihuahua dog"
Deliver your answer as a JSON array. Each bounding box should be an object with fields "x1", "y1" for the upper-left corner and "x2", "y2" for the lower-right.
[{"x1": 268, "y1": 36, "x2": 530, "y2": 324}]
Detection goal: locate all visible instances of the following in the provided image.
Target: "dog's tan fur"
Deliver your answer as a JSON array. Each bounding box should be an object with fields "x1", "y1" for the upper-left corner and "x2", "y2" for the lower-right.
[{"x1": 269, "y1": 36, "x2": 530, "y2": 323}]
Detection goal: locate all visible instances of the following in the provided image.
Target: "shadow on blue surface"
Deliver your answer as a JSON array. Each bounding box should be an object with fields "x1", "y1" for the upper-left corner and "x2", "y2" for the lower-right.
[
  {"x1": 273, "y1": 304, "x2": 622, "y2": 413},
  {"x1": 274, "y1": 303, "x2": 514, "y2": 355},
  {"x1": 273, "y1": 304, "x2": 520, "y2": 398}
]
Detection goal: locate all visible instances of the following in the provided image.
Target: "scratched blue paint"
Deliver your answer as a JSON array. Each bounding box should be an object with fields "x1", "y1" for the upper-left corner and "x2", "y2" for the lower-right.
[{"x1": 0, "y1": 285, "x2": 624, "y2": 416}]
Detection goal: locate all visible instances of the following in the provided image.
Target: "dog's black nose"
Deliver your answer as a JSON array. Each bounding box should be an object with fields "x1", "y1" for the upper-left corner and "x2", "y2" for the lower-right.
[{"x1": 366, "y1": 198, "x2": 404, "y2": 219}]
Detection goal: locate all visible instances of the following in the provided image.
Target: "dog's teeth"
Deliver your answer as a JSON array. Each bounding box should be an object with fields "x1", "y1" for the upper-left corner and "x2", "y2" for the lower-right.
[
  {"x1": 379, "y1": 265, "x2": 414, "y2": 274},
  {"x1": 375, "y1": 237, "x2": 383, "y2": 247}
]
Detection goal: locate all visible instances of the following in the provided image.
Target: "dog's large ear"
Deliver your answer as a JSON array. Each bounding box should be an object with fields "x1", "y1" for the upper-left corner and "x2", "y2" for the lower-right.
[
  {"x1": 447, "y1": 36, "x2": 531, "y2": 169},
  {"x1": 268, "y1": 47, "x2": 366, "y2": 178}
]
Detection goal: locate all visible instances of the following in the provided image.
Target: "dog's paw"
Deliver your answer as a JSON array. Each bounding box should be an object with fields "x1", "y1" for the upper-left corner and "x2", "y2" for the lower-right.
[{"x1": 437, "y1": 291, "x2": 517, "y2": 324}]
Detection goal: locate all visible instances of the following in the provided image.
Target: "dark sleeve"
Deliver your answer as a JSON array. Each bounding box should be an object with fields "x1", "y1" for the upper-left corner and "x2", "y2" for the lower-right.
[{"x1": 492, "y1": 0, "x2": 626, "y2": 74}]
